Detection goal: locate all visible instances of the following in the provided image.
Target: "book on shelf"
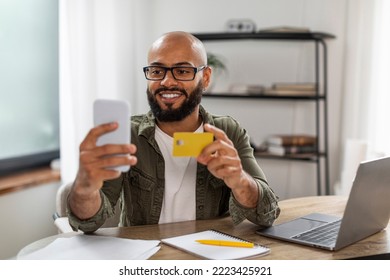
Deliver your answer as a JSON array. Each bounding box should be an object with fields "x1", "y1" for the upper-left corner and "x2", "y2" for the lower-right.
[
  {"x1": 263, "y1": 82, "x2": 317, "y2": 96},
  {"x1": 267, "y1": 144, "x2": 318, "y2": 156},
  {"x1": 161, "y1": 229, "x2": 269, "y2": 260},
  {"x1": 266, "y1": 134, "x2": 317, "y2": 146}
]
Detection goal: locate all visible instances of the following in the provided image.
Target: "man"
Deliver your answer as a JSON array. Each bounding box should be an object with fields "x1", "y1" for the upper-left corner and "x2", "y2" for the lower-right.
[{"x1": 67, "y1": 31, "x2": 280, "y2": 233}]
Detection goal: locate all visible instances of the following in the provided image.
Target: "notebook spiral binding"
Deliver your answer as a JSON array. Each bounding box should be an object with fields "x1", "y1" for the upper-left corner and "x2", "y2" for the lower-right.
[{"x1": 210, "y1": 229, "x2": 264, "y2": 248}]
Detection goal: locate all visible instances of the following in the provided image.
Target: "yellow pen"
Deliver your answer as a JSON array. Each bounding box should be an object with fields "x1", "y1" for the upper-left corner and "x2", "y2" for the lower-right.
[{"x1": 195, "y1": 239, "x2": 255, "y2": 248}]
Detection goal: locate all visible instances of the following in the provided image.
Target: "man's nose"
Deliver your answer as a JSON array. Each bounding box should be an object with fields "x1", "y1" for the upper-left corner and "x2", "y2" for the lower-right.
[{"x1": 160, "y1": 69, "x2": 178, "y2": 87}]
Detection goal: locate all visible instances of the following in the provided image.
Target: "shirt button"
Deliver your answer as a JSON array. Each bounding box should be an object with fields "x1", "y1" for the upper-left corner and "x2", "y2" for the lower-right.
[{"x1": 198, "y1": 205, "x2": 204, "y2": 210}]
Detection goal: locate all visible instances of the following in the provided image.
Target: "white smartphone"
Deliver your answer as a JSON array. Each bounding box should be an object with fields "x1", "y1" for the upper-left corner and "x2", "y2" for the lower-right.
[{"x1": 93, "y1": 99, "x2": 131, "y2": 172}]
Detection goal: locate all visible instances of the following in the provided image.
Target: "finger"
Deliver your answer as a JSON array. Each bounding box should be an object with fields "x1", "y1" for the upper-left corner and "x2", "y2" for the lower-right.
[
  {"x1": 198, "y1": 139, "x2": 236, "y2": 165},
  {"x1": 206, "y1": 155, "x2": 241, "y2": 173},
  {"x1": 93, "y1": 143, "x2": 136, "y2": 158},
  {"x1": 204, "y1": 139, "x2": 233, "y2": 155},
  {"x1": 80, "y1": 122, "x2": 119, "y2": 150},
  {"x1": 80, "y1": 154, "x2": 136, "y2": 183},
  {"x1": 80, "y1": 164, "x2": 122, "y2": 186},
  {"x1": 204, "y1": 123, "x2": 231, "y2": 143},
  {"x1": 213, "y1": 165, "x2": 241, "y2": 180},
  {"x1": 97, "y1": 154, "x2": 135, "y2": 169},
  {"x1": 207, "y1": 160, "x2": 242, "y2": 183},
  {"x1": 202, "y1": 123, "x2": 234, "y2": 155},
  {"x1": 81, "y1": 150, "x2": 137, "y2": 168}
]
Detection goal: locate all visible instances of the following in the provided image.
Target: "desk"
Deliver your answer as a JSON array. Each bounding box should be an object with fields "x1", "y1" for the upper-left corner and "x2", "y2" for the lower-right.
[
  {"x1": 91, "y1": 195, "x2": 390, "y2": 259},
  {"x1": 19, "y1": 196, "x2": 390, "y2": 259}
]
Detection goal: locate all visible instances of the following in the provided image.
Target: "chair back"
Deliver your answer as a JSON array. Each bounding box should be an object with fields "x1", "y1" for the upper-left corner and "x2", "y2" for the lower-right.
[{"x1": 54, "y1": 182, "x2": 120, "y2": 232}]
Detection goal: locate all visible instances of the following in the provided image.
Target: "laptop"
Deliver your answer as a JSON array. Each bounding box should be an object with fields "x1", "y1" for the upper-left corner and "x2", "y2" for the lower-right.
[{"x1": 256, "y1": 156, "x2": 390, "y2": 250}]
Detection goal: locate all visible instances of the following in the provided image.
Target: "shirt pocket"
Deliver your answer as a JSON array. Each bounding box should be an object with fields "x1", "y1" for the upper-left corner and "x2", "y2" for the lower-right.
[
  {"x1": 128, "y1": 168, "x2": 156, "y2": 210},
  {"x1": 130, "y1": 171, "x2": 154, "y2": 190}
]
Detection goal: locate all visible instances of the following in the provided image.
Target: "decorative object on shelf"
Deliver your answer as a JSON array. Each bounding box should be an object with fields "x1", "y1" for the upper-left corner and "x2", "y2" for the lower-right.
[
  {"x1": 225, "y1": 19, "x2": 257, "y2": 33},
  {"x1": 206, "y1": 52, "x2": 227, "y2": 92},
  {"x1": 207, "y1": 52, "x2": 226, "y2": 72}
]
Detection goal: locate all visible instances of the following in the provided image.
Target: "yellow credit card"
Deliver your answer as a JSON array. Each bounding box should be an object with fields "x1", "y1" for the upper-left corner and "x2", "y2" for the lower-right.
[{"x1": 173, "y1": 132, "x2": 213, "y2": 157}]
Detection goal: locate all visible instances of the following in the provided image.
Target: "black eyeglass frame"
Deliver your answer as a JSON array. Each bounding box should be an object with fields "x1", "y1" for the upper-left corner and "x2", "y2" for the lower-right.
[{"x1": 143, "y1": 65, "x2": 207, "y2": 81}]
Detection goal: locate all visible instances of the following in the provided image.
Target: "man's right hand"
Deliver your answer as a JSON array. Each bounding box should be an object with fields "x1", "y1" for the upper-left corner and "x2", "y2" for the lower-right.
[{"x1": 69, "y1": 122, "x2": 137, "y2": 220}]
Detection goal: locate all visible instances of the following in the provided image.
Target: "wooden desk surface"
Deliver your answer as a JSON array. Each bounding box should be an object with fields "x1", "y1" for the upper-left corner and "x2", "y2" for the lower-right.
[{"x1": 94, "y1": 195, "x2": 390, "y2": 260}]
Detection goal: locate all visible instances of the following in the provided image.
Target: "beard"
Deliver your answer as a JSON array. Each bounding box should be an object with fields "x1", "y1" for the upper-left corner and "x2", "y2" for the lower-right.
[{"x1": 147, "y1": 81, "x2": 203, "y2": 122}]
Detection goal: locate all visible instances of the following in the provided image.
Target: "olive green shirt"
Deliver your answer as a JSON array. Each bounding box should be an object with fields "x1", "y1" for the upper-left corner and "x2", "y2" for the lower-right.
[{"x1": 68, "y1": 105, "x2": 280, "y2": 233}]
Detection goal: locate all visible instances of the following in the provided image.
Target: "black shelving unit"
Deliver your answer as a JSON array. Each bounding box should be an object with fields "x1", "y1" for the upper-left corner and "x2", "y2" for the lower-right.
[{"x1": 193, "y1": 31, "x2": 335, "y2": 195}]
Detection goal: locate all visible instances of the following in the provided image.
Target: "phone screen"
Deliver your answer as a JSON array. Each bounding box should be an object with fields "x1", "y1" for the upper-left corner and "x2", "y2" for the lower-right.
[{"x1": 93, "y1": 99, "x2": 130, "y2": 172}]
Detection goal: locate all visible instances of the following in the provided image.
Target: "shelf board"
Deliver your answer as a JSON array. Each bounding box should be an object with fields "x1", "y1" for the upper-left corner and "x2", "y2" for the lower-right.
[
  {"x1": 203, "y1": 93, "x2": 325, "y2": 100},
  {"x1": 193, "y1": 32, "x2": 335, "y2": 41}
]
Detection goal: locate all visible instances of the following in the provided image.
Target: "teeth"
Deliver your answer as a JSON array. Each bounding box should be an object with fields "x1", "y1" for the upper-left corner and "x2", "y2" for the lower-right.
[{"x1": 161, "y1": 93, "x2": 180, "y2": 99}]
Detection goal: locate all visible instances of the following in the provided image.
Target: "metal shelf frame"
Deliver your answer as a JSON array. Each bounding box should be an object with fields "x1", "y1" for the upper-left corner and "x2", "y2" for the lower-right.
[{"x1": 194, "y1": 32, "x2": 334, "y2": 195}]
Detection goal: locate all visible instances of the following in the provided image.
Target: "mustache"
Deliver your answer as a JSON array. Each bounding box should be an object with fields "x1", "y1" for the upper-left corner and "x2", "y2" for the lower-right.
[{"x1": 154, "y1": 87, "x2": 188, "y2": 97}]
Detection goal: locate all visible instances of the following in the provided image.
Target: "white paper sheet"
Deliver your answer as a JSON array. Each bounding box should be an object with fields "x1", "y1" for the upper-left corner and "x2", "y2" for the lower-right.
[{"x1": 18, "y1": 235, "x2": 160, "y2": 260}]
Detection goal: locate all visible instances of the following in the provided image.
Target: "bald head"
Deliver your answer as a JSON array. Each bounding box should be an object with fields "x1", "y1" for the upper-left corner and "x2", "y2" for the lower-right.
[{"x1": 147, "y1": 31, "x2": 208, "y2": 66}]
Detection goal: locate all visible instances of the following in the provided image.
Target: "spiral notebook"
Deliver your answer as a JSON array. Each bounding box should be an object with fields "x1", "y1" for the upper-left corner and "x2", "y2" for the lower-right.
[{"x1": 161, "y1": 229, "x2": 269, "y2": 259}]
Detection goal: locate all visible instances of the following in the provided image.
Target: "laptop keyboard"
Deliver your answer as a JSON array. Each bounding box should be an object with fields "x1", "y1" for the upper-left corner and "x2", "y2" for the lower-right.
[{"x1": 291, "y1": 220, "x2": 341, "y2": 247}]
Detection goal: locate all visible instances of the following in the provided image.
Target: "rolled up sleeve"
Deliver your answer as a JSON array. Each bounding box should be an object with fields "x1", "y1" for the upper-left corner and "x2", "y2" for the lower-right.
[
  {"x1": 229, "y1": 179, "x2": 280, "y2": 227},
  {"x1": 66, "y1": 191, "x2": 114, "y2": 233}
]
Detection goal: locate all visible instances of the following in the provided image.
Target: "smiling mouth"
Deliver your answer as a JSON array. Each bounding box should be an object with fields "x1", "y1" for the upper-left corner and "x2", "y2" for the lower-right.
[
  {"x1": 156, "y1": 89, "x2": 187, "y2": 103},
  {"x1": 159, "y1": 92, "x2": 182, "y2": 99},
  {"x1": 154, "y1": 87, "x2": 188, "y2": 105}
]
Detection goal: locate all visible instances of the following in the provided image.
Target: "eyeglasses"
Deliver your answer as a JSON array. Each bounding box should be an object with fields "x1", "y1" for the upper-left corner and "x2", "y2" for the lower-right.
[{"x1": 143, "y1": 65, "x2": 206, "y2": 81}]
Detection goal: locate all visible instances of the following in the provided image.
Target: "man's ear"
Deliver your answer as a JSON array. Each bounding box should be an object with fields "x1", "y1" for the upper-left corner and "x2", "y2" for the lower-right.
[{"x1": 202, "y1": 66, "x2": 212, "y2": 90}]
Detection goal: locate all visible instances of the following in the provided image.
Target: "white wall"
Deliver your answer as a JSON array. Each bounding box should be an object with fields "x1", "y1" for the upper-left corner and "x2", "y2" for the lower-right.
[
  {"x1": 0, "y1": 182, "x2": 60, "y2": 259},
  {"x1": 138, "y1": 0, "x2": 347, "y2": 199}
]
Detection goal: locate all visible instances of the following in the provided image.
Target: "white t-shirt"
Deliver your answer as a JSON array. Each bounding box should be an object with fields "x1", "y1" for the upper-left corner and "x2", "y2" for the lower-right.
[{"x1": 155, "y1": 124, "x2": 203, "y2": 224}]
